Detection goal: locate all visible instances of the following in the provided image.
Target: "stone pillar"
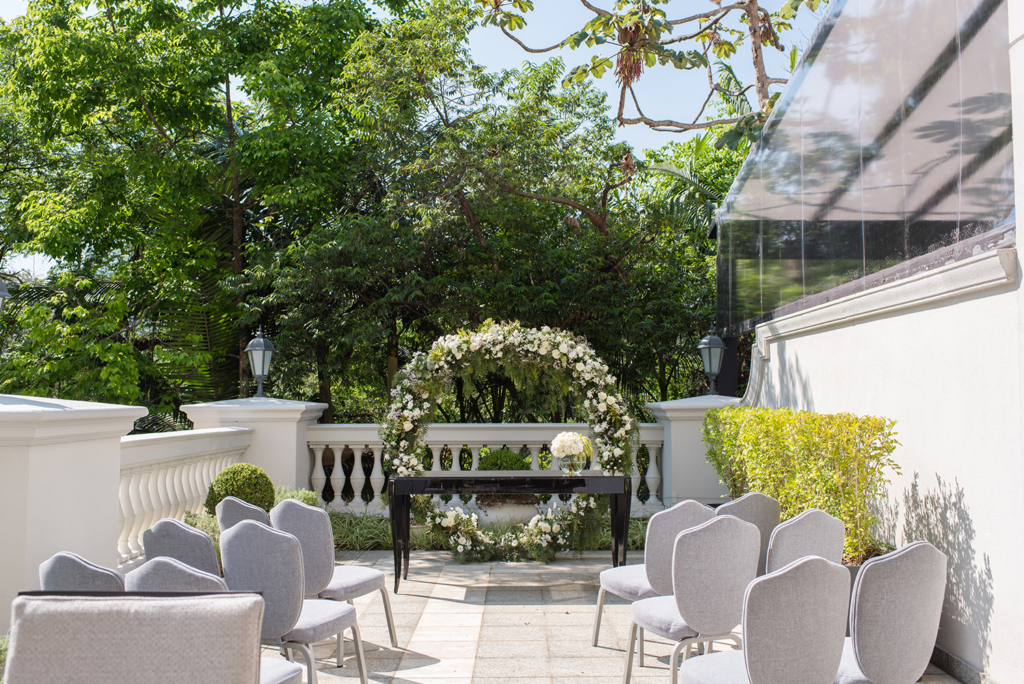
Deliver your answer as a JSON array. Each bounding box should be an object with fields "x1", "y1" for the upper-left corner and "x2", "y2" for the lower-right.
[
  {"x1": 0, "y1": 395, "x2": 147, "y2": 632},
  {"x1": 181, "y1": 398, "x2": 327, "y2": 492},
  {"x1": 645, "y1": 395, "x2": 739, "y2": 506}
]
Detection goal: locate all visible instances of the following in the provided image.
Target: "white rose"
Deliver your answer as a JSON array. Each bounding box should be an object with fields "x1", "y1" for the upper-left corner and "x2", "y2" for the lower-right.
[
  {"x1": 598, "y1": 403, "x2": 607, "y2": 412},
  {"x1": 598, "y1": 392, "x2": 607, "y2": 401},
  {"x1": 457, "y1": 545, "x2": 464, "y2": 552},
  {"x1": 392, "y1": 459, "x2": 400, "y2": 466},
  {"x1": 553, "y1": 524, "x2": 561, "y2": 533},
  {"x1": 403, "y1": 421, "x2": 414, "y2": 431}
]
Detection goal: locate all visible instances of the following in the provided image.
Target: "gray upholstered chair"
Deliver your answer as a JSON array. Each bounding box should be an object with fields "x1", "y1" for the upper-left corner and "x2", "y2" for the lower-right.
[
  {"x1": 123, "y1": 556, "x2": 304, "y2": 684},
  {"x1": 765, "y1": 508, "x2": 846, "y2": 574},
  {"x1": 593, "y1": 500, "x2": 715, "y2": 649},
  {"x1": 221, "y1": 519, "x2": 369, "y2": 684},
  {"x1": 270, "y1": 499, "x2": 399, "y2": 648},
  {"x1": 142, "y1": 517, "x2": 221, "y2": 575},
  {"x1": 217, "y1": 496, "x2": 272, "y2": 531},
  {"x1": 4, "y1": 593, "x2": 265, "y2": 683},
  {"x1": 715, "y1": 492, "x2": 781, "y2": 576},
  {"x1": 270, "y1": 499, "x2": 398, "y2": 649},
  {"x1": 834, "y1": 541, "x2": 947, "y2": 684},
  {"x1": 676, "y1": 556, "x2": 852, "y2": 684},
  {"x1": 126, "y1": 557, "x2": 228, "y2": 592},
  {"x1": 38, "y1": 551, "x2": 124, "y2": 592},
  {"x1": 623, "y1": 515, "x2": 760, "y2": 684}
]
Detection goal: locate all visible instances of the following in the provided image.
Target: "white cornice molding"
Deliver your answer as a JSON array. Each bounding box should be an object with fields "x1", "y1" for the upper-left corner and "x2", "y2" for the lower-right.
[
  {"x1": 181, "y1": 398, "x2": 328, "y2": 424},
  {"x1": 0, "y1": 395, "x2": 148, "y2": 446},
  {"x1": 755, "y1": 248, "x2": 1017, "y2": 361}
]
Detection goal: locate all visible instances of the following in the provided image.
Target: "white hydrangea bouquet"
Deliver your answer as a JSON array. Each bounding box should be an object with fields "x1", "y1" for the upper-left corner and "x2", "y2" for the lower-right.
[{"x1": 551, "y1": 431, "x2": 593, "y2": 476}]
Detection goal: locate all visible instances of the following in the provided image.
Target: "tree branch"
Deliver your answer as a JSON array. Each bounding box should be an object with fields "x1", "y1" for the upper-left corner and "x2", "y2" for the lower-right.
[
  {"x1": 580, "y1": 0, "x2": 611, "y2": 17},
  {"x1": 455, "y1": 189, "x2": 487, "y2": 248},
  {"x1": 667, "y1": 4, "x2": 748, "y2": 25},
  {"x1": 661, "y1": 11, "x2": 731, "y2": 44},
  {"x1": 475, "y1": 166, "x2": 609, "y2": 235},
  {"x1": 499, "y1": 26, "x2": 563, "y2": 53}
]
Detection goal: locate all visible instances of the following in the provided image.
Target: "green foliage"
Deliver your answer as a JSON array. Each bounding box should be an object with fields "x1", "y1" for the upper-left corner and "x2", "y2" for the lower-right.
[
  {"x1": 204, "y1": 463, "x2": 275, "y2": 515},
  {"x1": 702, "y1": 406, "x2": 901, "y2": 563},
  {"x1": 0, "y1": 632, "x2": 6, "y2": 672},
  {"x1": 329, "y1": 512, "x2": 394, "y2": 550},
  {"x1": 477, "y1": 447, "x2": 531, "y2": 471},
  {"x1": 274, "y1": 485, "x2": 321, "y2": 508}
]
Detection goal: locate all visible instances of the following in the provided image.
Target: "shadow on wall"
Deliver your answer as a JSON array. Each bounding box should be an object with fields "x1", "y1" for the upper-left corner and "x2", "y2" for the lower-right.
[
  {"x1": 897, "y1": 472, "x2": 994, "y2": 673},
  {"x1": 763, "y1": 340, "x2": 815, "y2": 411}
]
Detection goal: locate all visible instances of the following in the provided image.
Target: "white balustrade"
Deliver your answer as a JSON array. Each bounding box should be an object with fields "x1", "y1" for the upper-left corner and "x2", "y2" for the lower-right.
[
  {"x1": 118, "y1": 427, "x2": 253, "y2": 569},
  {"x1": 307, "y1": 423, "x2": 666, "y2": 515}
]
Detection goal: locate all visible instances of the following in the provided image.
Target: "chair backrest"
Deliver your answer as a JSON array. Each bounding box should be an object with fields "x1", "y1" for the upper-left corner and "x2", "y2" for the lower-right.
[
  {"x1": 126, "y1": 557, "x2": 229, "y2": 592},
  {"x1": 221, "y1": 519, "x2": 304, "y2": 641},
  {"x1": 216, "y1": 496, "x2": 271, "y2": 531},
  {"x1": 644, "y1": 500, "x2": 716, "y2": 595},
  {"x1": 269, "y1": 499, "x2": 335, "y2": 597},
  {"x1": 849, "y1": 541, "x2": 947, "y2": 684},
  {"x1": 38, "y1": 552, "x2": 124, "y2": 592},
  {"x1": 672, "y1": 515, "x2": 760, "y2": 637},
  {"x1": 142, "y1": 518, "x2": 221, "y2": 576},
  {"x1": 743, "y1": 556, "x2": 851, "y2": 684},
  {"x1": 765, "y1": 508, "x2": 846, "y2": 574},
  {"x1": 4, "y1": 593, "x2": 263, "y2": 683},
  {"x1": 716, "y1": 492, "x2": 781, "y2": 575}
]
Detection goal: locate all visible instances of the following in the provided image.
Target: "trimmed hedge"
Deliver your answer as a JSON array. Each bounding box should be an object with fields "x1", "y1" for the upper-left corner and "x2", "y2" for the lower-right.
[
  {"x1": 702, "y1": 406, "x2": 900, "y2": 563},
  {"x1": 204, "y1": 463, "x2": 275, "y2": 515}
]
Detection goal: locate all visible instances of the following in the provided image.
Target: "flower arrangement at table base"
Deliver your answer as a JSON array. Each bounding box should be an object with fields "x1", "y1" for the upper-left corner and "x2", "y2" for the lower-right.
[{"x1": 425, "y1": 494, "x2": 601, "y2": 563}]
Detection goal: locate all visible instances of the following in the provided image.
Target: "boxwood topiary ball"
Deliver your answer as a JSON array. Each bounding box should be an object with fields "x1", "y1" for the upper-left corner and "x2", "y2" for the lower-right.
[{"x1": 205, "y1": 463, "x2": 275, "y2": 515}]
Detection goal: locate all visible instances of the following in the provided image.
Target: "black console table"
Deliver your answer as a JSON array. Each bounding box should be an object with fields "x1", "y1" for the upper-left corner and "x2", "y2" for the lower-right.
[{"x1": 388, "y1": 472, "x2": 631, "y2": 592}]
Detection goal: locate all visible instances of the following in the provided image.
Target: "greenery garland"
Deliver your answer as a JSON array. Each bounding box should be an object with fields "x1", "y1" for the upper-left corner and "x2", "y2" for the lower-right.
[{"x1": 380, "y1": 320, "x2": 637, "y2": 562}]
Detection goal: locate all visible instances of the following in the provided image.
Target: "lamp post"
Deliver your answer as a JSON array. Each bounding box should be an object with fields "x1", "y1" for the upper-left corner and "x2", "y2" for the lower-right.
[
  {"x1": 697, "y1": 329, "x2": 726, "y2": 395},
  {"x1": 0, "y1": 278, "x2": 10, "y2": 315},
  {"x1": 245, "y1": 327, "x2": 276, "y2": 398}
]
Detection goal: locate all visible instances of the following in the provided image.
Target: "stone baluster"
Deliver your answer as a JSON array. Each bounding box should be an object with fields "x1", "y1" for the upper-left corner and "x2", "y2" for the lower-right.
[
  {"x1": 528, "y1": 444, "x2": 541, "y2": 471},
  {"x1": 310, "y1": 444, "x2": 327, "y2": 504},
  {"x1": 117, "y1": 474, "x2": 134, "y2": 562},
  {"x1": 644, "y1": 442, "x2": 663, "y2": 509},
  {"x1": 126, "y1": 471, "x2": 148, "y2": 559},
  {"x1": 630, "y1": 455, "x2": 643, "y2": 513},
  {"x1": 348, "y1": 447, "x2": 368, "y2": 508},
  {"x1": 170, "y1": 462, "x2": 187, "y2": 520},
  {"x1": 143, "y1": 468, "x2": 162, "y2": 541},
  {"x1": 156, "y1": 466, "x2": 172, "y2": 522},
  {"x1": 188, "y1": 460, "x2": 203, "y2": 514},
  {"x1": 330, "y1": 446, "x2": 349, "y2": 507},
  {"x1": 368, "y1": 447, "x2": 386, "y2": 513}
]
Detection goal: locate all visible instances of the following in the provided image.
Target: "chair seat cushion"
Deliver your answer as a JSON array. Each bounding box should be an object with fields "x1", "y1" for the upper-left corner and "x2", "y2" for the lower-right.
[
  {"x1": 834, "y1": 638, "x2": 870, "y2": 684},
  {"x1": 678, "y1": 650, "x2": 749, "y2": 684},
  {"x1": 260, "y1": 657, "x2": 303, "y2": 684},
  {"x1": 632, "y1": 596, "x2": 698, "y2": 641},
  {"x1": 599, "y1": 564, "x2": 658, "y2": 602},
  {"x1": 281, "y1": 599, "x2": 357, "y2": 644},
  {"x1": 319, "y1": 565, "x2": 386, "y2": 602}
]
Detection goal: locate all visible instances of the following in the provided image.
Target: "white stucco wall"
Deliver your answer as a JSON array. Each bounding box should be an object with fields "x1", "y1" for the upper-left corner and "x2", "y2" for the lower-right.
[{"x1": 745, "y1": 250, "x2": 1024, "y2": 683}]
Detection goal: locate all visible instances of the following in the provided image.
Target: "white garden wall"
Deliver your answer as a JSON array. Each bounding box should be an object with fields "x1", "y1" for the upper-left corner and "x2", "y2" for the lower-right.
[{"x1": 742, "y1": 248, "x2": 1024, "y2": 683}]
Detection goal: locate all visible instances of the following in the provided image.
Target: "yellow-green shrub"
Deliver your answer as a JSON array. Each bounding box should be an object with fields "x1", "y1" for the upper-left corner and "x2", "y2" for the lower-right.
[{"x1": 702, "y1": 406, "x2": 900, "y2": 563}]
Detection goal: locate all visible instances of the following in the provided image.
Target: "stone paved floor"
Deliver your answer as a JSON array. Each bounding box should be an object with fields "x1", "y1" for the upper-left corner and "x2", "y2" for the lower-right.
[{"x1": 260, "y1": 550, "x2": 960, "y2": 684}]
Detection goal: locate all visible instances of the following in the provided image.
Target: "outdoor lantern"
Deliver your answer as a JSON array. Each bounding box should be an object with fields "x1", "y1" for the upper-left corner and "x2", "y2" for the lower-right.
[
  {"x1": 0, "y1": 279, "x2": 9, "y2": 315},
  {"x1": 245, "y1": 327, "x2": 276, "y2": 398},
  {"x1": 697, "y1": 330, "x2": 726, "y2": 395}
]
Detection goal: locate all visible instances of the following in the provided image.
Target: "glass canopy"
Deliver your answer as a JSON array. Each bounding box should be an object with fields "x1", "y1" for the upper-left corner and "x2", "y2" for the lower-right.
[{"x1": 716, "y1": 0, "x2": 1014, "y2": 334}]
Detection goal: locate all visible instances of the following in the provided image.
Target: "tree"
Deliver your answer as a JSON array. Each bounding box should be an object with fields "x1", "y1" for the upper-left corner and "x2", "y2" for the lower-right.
[
  {"x1": 0, "y1": 0, "x2": 382, "y2": 416},
  {"x1": 473, "y1": 0, "x2": 819, "y2": 147}
]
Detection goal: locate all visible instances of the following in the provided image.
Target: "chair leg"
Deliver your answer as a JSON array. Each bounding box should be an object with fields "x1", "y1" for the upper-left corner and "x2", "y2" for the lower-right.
[
  {"x1": 380, "y1": 587, "x2": 399, "y2": 648},
  {"x1": 638, "y1": 627, "x2": 645, "y2": 666},
  {"x1": 337, "y1": 633, "x2": 344, "y2": 668},
  {"x1": 286, "y1": 642, "x2": 317, "y2": 684},
  {"x1": 622, "y1": 621, "x2": 638, "y2": 684},
  {"x1": 592, "y1": 587, "x2": 606, "y2": 647},
  {"x1": 351, "y1": 623, "x2": 369, "y2": 684},
  {"x1": 670, "y1": 640, "x2": 692, "y2": 684}
]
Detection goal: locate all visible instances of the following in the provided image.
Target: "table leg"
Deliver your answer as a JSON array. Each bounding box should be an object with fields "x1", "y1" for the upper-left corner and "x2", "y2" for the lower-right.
[
  {"x1": 402, "y1": 497, "x2": 411, "y2": 580},
  {"x1": 389, "y1": 484, "x2": 403, "y2": 593},
  {"x1": 611, "y1": 492, "x2": 629, "y2": 567}
]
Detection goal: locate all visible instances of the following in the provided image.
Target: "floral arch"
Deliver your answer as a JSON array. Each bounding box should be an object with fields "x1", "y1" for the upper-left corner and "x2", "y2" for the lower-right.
[{"x1": 380, "y1": 321, "x2": 637, "y2": 478}]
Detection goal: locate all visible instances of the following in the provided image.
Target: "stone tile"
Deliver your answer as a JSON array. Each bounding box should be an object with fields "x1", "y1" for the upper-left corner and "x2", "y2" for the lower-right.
[
  {"x1": 416, "y1": 612, "x2": 483, "y2": 628},
  {"x1": 471, "y1": 678, "x2": 553, "y2": 684},
  {"x1": 550, "y1": 641, "x2": 623, "y2": 657},
  {"x1": 477, "y1": 624, "x2": 547, "y2": 641},
  {"x1": 402, "y1": 640, "x2": 480, "y2": 660},
  {"x1": 472, "y1": 656, "x2": 553, "y2": 678},
  {"x1": 407, "y1": 625, "x2": 481, "y2": 642},
  {"x1": 480, "y1": 612, "x2": 540, "y2": 626},
  {"x1": 397, "y1": 657, "x2": 476, "y2": 678},
  {"x1": 475, "y1": 640, "x2": 547, "y2": 658}
]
